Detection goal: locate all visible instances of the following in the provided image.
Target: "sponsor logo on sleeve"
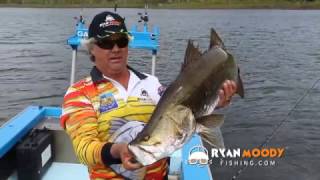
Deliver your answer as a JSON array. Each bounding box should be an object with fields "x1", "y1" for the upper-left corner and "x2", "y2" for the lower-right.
[{"x1": 99, "y1": 93, "x2": 118, "y2": 113}]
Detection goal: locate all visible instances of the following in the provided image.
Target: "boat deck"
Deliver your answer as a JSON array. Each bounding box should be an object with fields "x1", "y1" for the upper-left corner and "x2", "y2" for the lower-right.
[{"x1": 1, "y1": 106, "x2": 212, "y2": 180}]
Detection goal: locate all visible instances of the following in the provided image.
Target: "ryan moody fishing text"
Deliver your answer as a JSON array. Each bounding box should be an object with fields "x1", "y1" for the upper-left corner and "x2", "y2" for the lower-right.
[{"x1": 212, "y1": 148, "x2": 284, "y2": 167}]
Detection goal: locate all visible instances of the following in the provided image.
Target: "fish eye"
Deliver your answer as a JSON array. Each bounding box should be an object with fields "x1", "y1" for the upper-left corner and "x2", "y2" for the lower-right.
[
  {"x1": 143, "y1": 135, "x2": 150, "y2": 141},
  {"x1": 153, "y1": 142, "x2": 161, "y2": 146}
]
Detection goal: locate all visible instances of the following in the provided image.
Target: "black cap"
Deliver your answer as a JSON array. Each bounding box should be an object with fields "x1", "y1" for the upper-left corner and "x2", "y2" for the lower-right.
[{"x1": 88, "y1": 11, "x2": 128, "y2": 40}]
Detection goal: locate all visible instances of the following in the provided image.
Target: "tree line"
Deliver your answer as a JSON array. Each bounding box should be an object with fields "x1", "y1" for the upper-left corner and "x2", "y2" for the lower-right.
[{"x1": 0, "y1": 0, "x2": 318, "y2": 6}]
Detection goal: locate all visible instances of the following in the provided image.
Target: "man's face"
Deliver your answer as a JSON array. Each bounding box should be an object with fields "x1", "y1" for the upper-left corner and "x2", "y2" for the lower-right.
[{"x1": 91, "y1": 33, "x2": 129, "y2": 75}]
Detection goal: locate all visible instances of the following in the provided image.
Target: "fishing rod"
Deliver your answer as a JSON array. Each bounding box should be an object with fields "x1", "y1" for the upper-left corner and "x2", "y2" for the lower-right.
[
  {"x1": 114, "y1": 0, "x2": 118, "y2": 12},
  {"x1": 137, "y1": 0, "x2": 149, "y2": 28},
  {"x1": 79, "y1": 7, "x2": 85, "y2": 24},
  {"x1": 68, "y1": 1, "x2": 87, "y2": 85},
  {"x1": 231, "y1": 69, "x2": 320, "y2": 180}
]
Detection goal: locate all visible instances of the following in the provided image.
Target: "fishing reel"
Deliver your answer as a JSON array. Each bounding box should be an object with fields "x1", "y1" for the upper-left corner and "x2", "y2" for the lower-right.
[
  {"x1": 137, "y1": 12, "x2": 149, "y2": 24},
  {"x1": 73, "y1": 15, "x2": 85, "y2": 26}
]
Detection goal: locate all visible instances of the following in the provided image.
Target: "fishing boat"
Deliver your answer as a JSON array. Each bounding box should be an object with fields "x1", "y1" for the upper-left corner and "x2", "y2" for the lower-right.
[{"x1": 0, "y1": 10, "x2": 213, "y2": 180}]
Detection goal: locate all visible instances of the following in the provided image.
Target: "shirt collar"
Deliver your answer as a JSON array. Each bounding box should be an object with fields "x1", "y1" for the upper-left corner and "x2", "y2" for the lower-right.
[{"x1": 90, "y1": 66, "x2": 147, "y2": 83}]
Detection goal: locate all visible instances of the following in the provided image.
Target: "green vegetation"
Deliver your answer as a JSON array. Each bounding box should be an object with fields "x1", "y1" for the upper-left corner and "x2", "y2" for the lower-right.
[{"x1": 1, "y1": 0, "x2": 320, "y2": 9}]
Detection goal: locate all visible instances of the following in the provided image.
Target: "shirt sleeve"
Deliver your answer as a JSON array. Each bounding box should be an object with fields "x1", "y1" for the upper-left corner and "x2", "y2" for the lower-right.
[{"x1": 60, "y1": 86, "x2": 106, "y2": 167}]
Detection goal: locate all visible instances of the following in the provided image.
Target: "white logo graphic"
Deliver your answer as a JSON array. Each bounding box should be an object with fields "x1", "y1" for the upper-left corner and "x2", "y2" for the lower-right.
[
  {"x1": 77, "y1": 30, "x2": 88, "y2": 38},
  {"x1": 188, "y1": 145, "x2": 212, "y2": 166},
  {"x1": 105, "y1": 15, "x2": 115, "y2": 23},
  {"x1": 99, "y1": 15, "x2": 120, "y2": 28}
]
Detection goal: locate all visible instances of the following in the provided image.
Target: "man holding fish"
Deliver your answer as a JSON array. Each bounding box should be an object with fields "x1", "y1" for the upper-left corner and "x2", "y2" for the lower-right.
[{"x1": 61, "y1": 11, "x2": 242, "y2": 180}]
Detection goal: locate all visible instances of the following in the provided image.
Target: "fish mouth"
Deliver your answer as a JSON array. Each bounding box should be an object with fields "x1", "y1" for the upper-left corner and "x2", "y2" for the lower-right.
[{"x1": 128, "y1": 144, "x2": 157, "y2": 166}]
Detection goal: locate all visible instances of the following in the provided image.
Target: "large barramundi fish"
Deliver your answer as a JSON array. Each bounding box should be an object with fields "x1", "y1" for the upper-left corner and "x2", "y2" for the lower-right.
[{"x1": 128, "y1": 28, "x2": 245, "y2": 166}]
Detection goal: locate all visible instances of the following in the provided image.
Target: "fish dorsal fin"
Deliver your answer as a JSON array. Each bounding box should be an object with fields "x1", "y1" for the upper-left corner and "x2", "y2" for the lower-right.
[
  {"x1": 181, "y1": 40, "x2": 202, "y2": 72},
  {"x1": 209, "y1": 28, "x2": 226, "y2": 50}
]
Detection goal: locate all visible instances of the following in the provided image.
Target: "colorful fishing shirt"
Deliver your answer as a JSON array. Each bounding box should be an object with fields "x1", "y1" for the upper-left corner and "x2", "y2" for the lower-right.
[{"x1": 61, "y1": 66, "x2": 167, "y2": 180}]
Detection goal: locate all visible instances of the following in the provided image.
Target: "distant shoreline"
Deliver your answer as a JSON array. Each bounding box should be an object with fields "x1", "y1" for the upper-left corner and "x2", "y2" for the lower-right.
[{"x1": 1, "y1": 2, "x2": 320, "y2": 9}]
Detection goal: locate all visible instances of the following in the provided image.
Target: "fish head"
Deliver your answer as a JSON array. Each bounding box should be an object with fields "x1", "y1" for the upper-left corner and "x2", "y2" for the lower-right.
[{"x1": 129, "y1": 105, "x2": 196, "y2": 166}]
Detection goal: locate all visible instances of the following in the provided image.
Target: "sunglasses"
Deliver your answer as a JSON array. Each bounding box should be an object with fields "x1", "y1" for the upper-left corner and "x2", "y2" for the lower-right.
[{"x1": 96, "y1": 36, "x2": 129, "y2": 50}]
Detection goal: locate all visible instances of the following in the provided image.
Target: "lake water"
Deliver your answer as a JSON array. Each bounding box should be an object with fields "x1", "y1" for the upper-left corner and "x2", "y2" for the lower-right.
[{"x1": 0, "y1": 8, "x2": 320, "y2": 180}]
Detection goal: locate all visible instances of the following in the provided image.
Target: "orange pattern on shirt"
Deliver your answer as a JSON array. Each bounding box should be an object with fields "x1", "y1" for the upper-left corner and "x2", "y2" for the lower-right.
[{"x1": 61, "y1": 77, "x2": 167, "y2": 180}]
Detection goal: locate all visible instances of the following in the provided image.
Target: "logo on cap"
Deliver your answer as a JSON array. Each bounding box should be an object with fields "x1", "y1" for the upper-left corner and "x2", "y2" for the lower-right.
[{"x1": 99, "y1": 15, "x2": 121, "y2": 28}]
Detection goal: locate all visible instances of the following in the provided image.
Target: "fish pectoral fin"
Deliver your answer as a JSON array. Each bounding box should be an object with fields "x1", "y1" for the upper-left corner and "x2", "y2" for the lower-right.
[
  {"x1": 197, "y1": 124, "x2": 225, "y2": 148},
  {"x1": 196, "y1": 114, "x2": 224, "y2": 128},
  {"x1": 196, "y1": 114, "x2": 225, "y2": 148}
]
